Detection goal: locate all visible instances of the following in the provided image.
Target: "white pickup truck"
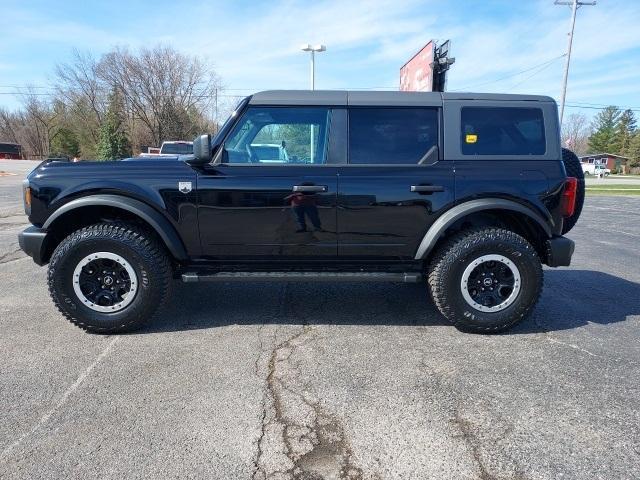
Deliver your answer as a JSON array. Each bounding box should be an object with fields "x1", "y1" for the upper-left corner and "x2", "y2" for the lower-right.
[
  {"x1": 139, "y1": 141, "x2": 193, "y2": 158},
  {"x1": 582, "y1": 164, "x2": 610, "y2": 176}
]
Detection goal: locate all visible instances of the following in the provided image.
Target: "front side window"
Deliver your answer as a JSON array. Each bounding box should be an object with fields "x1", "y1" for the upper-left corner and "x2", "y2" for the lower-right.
[
  {"x1": 223, "y1": 107, "x2": 329, "y2": 164},
  {"x1": 349, "y1": 108, "x2": 438, "y2": 164},
  {"x1": 461, "y1": 107, "x2": 546, "y2": 156}
]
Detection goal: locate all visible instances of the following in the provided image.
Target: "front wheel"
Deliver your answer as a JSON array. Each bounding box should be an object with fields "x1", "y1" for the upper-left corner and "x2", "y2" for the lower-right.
[
  {"x1": 427, "y1": 227, "x2": 543, "y2": 333},
  {"x1": 48, "y1": 223, "x2": 172, "y2": 333}
]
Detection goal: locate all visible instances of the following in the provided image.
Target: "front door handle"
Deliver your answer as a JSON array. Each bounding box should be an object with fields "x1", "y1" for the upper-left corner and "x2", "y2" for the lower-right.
[
  {"x1": 293, "y1": 185, "x2": 328, "y2": 193},
  {"x1": 410, "y1": 185, "x2": 445, "y2": 193}
]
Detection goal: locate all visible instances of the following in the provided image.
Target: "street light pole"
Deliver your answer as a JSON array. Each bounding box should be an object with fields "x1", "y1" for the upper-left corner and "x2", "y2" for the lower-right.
[
  {"x1": 301, "y1": 44, "x2": 326, "y2": 161},
  {"x1": 301, "y1": 44, "x2": 325, "y2": 90},
  {"x1": 310, "y1": 49, "x2": 315, "y2": 90},
  {"x1": 555, "y1": 0, "x2": 596, "y2": 126}
]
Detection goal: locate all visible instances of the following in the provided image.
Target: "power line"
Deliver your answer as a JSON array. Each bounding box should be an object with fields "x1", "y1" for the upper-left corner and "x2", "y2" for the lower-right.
[
  {"x1": 505, "y1": 57, "x2": 565, "y2": 92},
  {"x1": 451, "y1": 54, "x2": 567, "y2": 92},
  {"x1": 555, "y1": 0, "x2": 596, "y2": 125}
]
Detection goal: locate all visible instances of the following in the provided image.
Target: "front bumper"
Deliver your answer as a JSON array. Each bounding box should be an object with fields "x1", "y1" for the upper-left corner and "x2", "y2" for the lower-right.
[
  {"x1": 545, "y1": 235, "x2": 575, "y2": 267},
  {"x1": 18, "y1": 226, "x2": 49, "y2": 266}
]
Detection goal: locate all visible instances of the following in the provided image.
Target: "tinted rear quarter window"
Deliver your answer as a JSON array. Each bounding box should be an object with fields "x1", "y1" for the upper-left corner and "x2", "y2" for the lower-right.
[
  {"x1": 461, "y1": 107, "x2": 546, "y2": 155},
  {"x1": 349, "y1": 108, "x2": 438, "y2": 164}
]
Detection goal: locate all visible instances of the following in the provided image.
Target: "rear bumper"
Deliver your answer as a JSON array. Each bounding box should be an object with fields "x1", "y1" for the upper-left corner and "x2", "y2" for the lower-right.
[
  {"x1": 18, "y1": 226, "x2": 49, "y2": 266},
  {"x1": 545, "y1": 235, "x2": 575, "y2": 267}
]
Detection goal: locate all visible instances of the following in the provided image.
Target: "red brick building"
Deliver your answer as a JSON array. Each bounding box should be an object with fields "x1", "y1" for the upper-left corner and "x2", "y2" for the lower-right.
[{"x1": 579, "y1": 153, "x2": 629, "y2": 172}]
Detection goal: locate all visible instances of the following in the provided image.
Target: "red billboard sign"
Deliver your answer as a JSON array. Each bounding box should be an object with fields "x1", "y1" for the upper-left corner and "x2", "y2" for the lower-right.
[{"x1": 400, "y1": 41, "x2": 435, "y2": 92}]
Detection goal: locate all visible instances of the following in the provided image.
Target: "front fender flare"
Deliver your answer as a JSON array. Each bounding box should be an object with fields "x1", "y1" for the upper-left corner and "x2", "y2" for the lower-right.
[
  {"x1": 414, "y1": 198, "x2": 552, "y2": 260},
  {"x1": 43, "y1": 194, "x2": 188, "y2": 261}
]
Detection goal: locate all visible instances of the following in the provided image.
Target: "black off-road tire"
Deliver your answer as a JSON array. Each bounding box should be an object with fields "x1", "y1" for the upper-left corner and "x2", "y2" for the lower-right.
[
  {"x1": 48, "y1": 223, "x2": 172, "y2": 333},
  {"x1": 427, "y1": 227, "x2": 543, "y2": 333},
  {"x1": 561, "y1": 147, "x2": 585, "y2": 234}
]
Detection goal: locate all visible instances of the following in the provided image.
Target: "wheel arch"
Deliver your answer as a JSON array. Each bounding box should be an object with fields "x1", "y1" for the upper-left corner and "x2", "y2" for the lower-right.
[
  {"x1": 42, "y1": 194, "x2": 188, "y2": 263},
  {"x1": 415, "y1": 198, "x2": 552, "y2": 261}
]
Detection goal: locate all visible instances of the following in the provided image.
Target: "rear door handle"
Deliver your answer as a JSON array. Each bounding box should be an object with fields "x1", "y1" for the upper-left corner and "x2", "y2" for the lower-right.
[
  {"x1": 410, "y1": 185, "x2": 445, "y2": 193},
  {"x1": 293, "y1": 185, "x2": 328, "y2": 193}
]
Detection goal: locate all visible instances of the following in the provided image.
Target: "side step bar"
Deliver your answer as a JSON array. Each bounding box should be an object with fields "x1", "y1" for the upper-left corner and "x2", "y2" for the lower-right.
[{"x1": 181, "y1": 271, "x2": 422, "y2": 283}]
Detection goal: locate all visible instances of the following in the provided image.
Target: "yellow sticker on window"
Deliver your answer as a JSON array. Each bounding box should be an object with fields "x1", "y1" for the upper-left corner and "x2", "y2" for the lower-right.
[{"x1": 466, "y1": 134, "x2": 478, "y2": 144}]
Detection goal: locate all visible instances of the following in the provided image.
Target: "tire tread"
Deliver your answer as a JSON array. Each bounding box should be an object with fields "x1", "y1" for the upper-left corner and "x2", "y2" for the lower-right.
[
  {"x1": 428, "y1": 227, "x2": 543, "y2": 333},
  {"x1": 47, "y1": 223, "x2": 171, "y2": 333}
]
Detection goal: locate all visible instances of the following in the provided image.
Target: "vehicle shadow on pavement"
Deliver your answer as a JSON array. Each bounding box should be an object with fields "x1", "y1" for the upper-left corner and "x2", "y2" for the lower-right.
[
  {"x1": 135, "y1": 269, "x2": 639, "y2": 335},
  {"x1": 138, "y1": 281, "x2": 449, "y2": 333},
  {"x1": 514, "y1": 269, "x2": 640, "y2": 334}
]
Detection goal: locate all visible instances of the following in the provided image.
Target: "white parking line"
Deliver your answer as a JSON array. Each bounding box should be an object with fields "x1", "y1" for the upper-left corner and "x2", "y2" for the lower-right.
[
  {"x1": 547, "y1": 337, "x2": 597, "y2": 357},
  {"x1": 0, "y1": 336, "x2": 120, "y2": 461}
]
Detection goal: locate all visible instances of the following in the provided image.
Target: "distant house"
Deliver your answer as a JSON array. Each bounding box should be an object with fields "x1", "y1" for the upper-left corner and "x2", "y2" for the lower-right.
[
  {"x1": 0, "y1": 142, "x2": 23, "y2": 159},
  {"x1": 579, "y1": 153, "x2": 629, "y2": 171}
]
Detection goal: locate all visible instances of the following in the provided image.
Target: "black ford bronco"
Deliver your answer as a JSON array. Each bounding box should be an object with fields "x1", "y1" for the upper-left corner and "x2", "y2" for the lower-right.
[{"x1": 18, "y1": 91, "x2": 584, "y2": 334}]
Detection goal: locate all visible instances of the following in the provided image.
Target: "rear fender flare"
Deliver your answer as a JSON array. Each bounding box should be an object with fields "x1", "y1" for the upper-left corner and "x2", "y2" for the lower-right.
[
  {"x1": 43, "y1": 194, "x2": 188, "y2": 261},
  {"x1": 414, "y1": 198, "x2": 552, "y2": 259}
]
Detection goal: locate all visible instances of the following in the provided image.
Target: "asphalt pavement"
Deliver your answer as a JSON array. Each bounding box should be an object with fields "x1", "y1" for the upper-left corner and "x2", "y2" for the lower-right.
[{"x1": 0, "y1": 160, "x2": 639, "y2": 479}]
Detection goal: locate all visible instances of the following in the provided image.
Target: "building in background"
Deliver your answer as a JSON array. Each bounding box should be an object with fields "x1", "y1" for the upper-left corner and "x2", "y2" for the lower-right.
[
  {"x1": 579, "y1": 153, "x2": 629, "y2": 172},
  {"x1": 0, "y1": 142, "x2": 23, "y2": 159}
]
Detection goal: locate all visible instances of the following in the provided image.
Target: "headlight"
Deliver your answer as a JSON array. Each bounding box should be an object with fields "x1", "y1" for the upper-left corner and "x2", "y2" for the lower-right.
[{"x1": 23, "y1": 179, "x2": 31, "y2": 215}]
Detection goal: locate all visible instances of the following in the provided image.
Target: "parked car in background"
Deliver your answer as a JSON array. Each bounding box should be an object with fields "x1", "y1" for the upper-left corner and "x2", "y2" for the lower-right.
[
  {"x1": 0, "y1": 142, "x2": 23, "y2": 159},
  {"x1": 159, "y1": 141, "x2": 193, "y2": 155},
  {"x1": 249, "y1": 143, "x2": 289, "y2": 163},
  {"x1": 139, "y1": 141, "x2": 193, "y2": 158},
  {"x1": 582, "y1": 163, "x2": 610, "y2": 176}
]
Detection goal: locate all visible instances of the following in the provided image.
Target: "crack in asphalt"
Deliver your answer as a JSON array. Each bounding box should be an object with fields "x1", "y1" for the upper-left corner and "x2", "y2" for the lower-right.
[
  {"x1": 0, "y1": 212, "x2": 25, "y2": 219},
  {"x1": 252, "y1": 284, "x2": 363, "y2": 479},
  {"x1": 452, "y1": 409, "x2": 497, "y2": 480},
  {"x1": 0, "y1": 248, "x2": 25, "y2": 265},
  {"x1": 452, "y1": 409, "x2": 528, "y2": 480},
  {"x1": 0, "y1": 222, "x2": 29, "y2": 229}
]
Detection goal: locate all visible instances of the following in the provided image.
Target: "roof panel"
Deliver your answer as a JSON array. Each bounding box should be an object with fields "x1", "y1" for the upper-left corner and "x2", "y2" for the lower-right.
[
  {"x1": 249, "y1": 90, "x2": 347, "y2": 106},
  {"x1": 248, "y1": 90, "x2": 554, "y2": 106}
]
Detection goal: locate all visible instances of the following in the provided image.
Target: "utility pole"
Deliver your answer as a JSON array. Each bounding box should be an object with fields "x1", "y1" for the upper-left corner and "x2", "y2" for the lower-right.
[{"x1": 555, "y1": 0, "x2": 596, "y2": 126}]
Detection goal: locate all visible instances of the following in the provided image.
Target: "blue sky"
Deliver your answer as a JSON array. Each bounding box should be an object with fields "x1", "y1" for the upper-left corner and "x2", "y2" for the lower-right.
[{"x1": 1, "y1": 0, "x2": 639, "y2": 119}]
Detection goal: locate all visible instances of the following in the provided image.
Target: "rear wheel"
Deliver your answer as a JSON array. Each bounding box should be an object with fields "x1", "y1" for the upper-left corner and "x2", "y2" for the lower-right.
[
  {"x1": 561, "y1": 148, "x2": 585, "y2": 234},
  {"x1": 48, "y1": 223, "x2": 171, "y2": 333},
  {"x1": 428, "y1": 227, "x2": 543, "y2": 333}
]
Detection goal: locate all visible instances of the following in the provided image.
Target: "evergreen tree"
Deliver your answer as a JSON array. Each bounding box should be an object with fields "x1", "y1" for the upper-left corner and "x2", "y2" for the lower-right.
[
  {"x1": 628, "y1": 132, "x2": 640, "y2": 167},
  {"x1": 50, "y1": 126, "x2": 80, "y2": 158},
  {"x1": 614, "y1": 109, "x2": 637, "y2": 156},
  {"x1": 587, "y1": 106, "x2": 621, "y2": 154},
  {"x1": 97, "y1": 91, "x2": 131, "y2": 160}
]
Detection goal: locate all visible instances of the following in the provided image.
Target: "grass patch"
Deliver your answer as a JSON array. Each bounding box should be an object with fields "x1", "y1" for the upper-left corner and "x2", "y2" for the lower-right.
[{"x1": 586, "y1": 184, "x2": 640, "y2": 195}]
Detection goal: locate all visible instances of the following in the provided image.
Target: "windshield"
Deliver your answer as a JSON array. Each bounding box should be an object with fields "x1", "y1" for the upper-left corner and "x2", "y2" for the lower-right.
[{"x1": 161, "y1": 143, "x2": 193, "y2": 155}]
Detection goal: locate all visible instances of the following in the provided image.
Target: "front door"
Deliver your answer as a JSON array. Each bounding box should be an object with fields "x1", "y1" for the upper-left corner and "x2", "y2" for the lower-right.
[
  {"x1": 197, "y1": 106, "x2": 339, "y2": 258},
  {"x1": 337, "y1": 106, "x2": 455, "y2": 259}
]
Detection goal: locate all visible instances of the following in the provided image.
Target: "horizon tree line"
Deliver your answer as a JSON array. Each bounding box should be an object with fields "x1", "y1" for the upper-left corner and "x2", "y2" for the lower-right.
[{"x1": 0, "y1": 45, "x2": 225, "y2": 160}]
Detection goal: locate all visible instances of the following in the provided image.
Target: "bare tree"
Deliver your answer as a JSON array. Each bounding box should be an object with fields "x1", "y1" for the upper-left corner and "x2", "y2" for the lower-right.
[
  {"x1": 0, "y1": 93, "x2": 58, "y2": 159},
  {"x1": 97, "y1": 45, "x2": 221, "y2": 147},
  {"x1": 20, "y1": 93, "x2": 58, "y2": 159},
  {"x1": 0, "y1": 108, "x2": 21, "y2": 144},
  {"x1": 54, "y1": 50, "x2": 108, "y2": 154},
  {"x1": 5, "y1": 45, "x2": 222, "y2": 159},
  {"x1": 562, "y1": 113, "x2": 591, "y2": 155}
]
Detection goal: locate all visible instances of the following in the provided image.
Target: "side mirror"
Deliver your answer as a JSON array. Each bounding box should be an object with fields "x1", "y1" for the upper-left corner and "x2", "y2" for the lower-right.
[{"x1": 189, "y1": 134, "x2": 212, "y2": 165}]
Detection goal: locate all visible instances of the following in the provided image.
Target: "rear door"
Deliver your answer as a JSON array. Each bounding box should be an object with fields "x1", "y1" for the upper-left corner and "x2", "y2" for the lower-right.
[
  {"x1": 197, "y1": 105, "x2": 340, "y2": 258},
  {"x1": 336, "y1": 97, "x2": 455, "y2": 259}
]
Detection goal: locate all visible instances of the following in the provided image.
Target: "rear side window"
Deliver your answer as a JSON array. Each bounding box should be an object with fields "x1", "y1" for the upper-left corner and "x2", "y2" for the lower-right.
[
  {"x1": 461, "y1": 107, "x2": 546, "y2": 156},
  {"x1": 349, "y1": 108, "x2": 438, "y2": 164}
]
